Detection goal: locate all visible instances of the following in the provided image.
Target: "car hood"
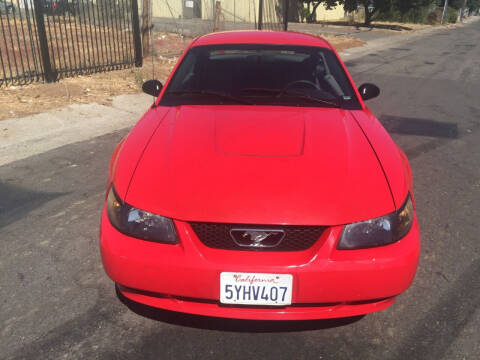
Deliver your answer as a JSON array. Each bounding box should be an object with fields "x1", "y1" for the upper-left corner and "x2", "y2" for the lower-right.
[{"x1": 125, "y1": 105, "x2": 394, "y2": 225}]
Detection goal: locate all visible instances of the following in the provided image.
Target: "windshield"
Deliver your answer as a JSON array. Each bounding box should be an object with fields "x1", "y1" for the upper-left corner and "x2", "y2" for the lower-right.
[{"x1": 160, "y1": 44, "x2": 360, "y2": 109}]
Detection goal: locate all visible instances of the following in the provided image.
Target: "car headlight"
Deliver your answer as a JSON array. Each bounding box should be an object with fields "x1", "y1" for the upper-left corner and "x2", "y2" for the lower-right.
[
  {"x1": 106, "y1": 186, "x2": 178, "y2": 244},
  {"x1": 337, "y1": 195, "x2": 414, "y2": 250}
]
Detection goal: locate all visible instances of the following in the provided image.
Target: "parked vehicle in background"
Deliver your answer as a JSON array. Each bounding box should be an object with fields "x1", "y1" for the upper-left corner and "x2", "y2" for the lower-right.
[
  {"x1": 43, "y1": 0, "x2": 78, "y2": 16},
  {"x1": 0, "y1": 0, "x2": 15, "y2": 14}
]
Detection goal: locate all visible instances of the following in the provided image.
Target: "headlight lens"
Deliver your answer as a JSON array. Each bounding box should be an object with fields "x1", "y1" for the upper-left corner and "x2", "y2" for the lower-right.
[
  {"x1": 337, "y1": 195, "x2": 414, "y2": 250},
  {"x1": 106, "y1": 186, "x2": 178, "y2": 244}
]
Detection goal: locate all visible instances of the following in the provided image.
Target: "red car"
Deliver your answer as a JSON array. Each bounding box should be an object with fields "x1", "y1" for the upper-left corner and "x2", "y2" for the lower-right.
[{"x1": 100, "y1": 31, "x2": 420, "y2": 320}]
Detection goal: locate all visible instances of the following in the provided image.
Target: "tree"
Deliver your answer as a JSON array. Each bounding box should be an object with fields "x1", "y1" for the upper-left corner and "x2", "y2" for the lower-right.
[{"x1": 300, "y1": 0, "x2": 444, "y2": 25}]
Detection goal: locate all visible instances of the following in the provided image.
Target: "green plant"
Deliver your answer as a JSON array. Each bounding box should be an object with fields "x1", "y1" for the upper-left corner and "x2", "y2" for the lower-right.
[
  {"x1": 426, "y1": 8, "x2": 443, "y2": 24},
  {"x1": 300, "y1": 7, "x2": 311, "y2": 22},
  {"x1": 446, "y1": 6, "x2": 459, "y2": 23}
]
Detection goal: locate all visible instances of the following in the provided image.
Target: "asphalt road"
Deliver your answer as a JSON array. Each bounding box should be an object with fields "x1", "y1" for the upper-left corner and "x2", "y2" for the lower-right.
[{"x1": 1, "y1": 20, "x2": 480, "y2": 360}]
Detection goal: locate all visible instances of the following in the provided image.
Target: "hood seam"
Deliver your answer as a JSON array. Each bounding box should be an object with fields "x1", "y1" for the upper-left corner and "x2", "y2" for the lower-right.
[{"x1": 349, "y1": 112, "x2": 397, "y2": 210}]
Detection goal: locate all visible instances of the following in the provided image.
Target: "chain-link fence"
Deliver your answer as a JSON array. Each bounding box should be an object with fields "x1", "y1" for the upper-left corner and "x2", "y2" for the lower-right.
[{"x1": 151, "y1": 0, "x2": 286, "y2": 37}]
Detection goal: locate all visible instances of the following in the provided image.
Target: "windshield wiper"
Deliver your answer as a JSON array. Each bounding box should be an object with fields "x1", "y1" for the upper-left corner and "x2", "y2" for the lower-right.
[
  {"x1": 166, "y1": 90, "x2": 253, "y2": 105},
  {"x1": 280, "y1": 90, "x2": 340, "y2": 107},
  {"x1": 241, "y1": 88, "x2": 340, "y2": 107}
]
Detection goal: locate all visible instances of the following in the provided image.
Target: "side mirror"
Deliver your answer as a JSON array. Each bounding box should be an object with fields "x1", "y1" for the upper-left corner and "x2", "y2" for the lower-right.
[
  {"x1": 358, "y1": 83, "x2": 380, "y2": 101},
  {"x1": 142, "y1": 79, "x2": 163, "y2": 97}
]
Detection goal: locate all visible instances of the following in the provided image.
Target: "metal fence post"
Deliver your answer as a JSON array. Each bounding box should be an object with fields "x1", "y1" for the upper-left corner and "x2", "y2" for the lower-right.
[
  {"x1": 283, "y1": 0, "x2": 289, "y2": 31},
  {"x1": 141, "y1": 0, "x2": 151, "y2": 56},
  {"x1": 33, "y1": 0, "x2": 56, "y2": 82},
  {"x1": 131, "y1": 0, "x2": 143, "y2": 67},
  {"x1": 258, "y1": 0, "x2": 263, "y2": 30},
  {"x1": 213, "y1": 1, "x2": 221, "y2": 32}
]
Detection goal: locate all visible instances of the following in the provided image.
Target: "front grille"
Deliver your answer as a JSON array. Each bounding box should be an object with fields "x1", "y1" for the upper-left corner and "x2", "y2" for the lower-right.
[{"x1": 189, "y1": 222, "x2": 327, "y2": 251}]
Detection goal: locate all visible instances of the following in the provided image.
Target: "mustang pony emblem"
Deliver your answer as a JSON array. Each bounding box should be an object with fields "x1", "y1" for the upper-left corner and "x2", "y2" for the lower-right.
[
  {"x1": 243, "y1": 231, "x2": 272, "y2": 244},
  {"x1": 230, "y1": 228, "x2": 285, "y2": 248}
]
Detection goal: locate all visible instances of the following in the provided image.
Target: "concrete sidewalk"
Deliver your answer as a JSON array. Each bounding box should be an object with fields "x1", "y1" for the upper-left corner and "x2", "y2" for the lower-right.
[
  {"x1": 0, "y1": 94, "x2": 154, "y2": 167},
  {"x1": 1, "y1": 16, "x2": 478, "y2": 167}
]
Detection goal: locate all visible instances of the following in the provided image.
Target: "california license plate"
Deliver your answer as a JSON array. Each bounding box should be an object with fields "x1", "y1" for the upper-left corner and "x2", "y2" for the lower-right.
[{"x1": 220, "y1": 272, "x2": 293, "y2": 306}]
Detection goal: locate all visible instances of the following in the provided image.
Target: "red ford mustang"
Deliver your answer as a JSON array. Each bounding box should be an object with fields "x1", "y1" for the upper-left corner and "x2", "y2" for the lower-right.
[{"x1": 100, "y1": 31, "x2": 420, "y2": 320}]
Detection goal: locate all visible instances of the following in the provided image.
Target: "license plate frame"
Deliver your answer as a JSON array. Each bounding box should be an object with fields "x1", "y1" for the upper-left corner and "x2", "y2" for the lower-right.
[{"x1": 220, "y1": 272, "x2": 293, "y2": 306}]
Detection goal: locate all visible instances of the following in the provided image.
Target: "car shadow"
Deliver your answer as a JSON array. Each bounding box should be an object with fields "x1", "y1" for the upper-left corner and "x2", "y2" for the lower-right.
[
  {"x1": 379, "y1": 115, "x2": 459, "y2": 138},
  {"x1": 116, "y1": 286, "x2": 365, "y2": 333}
]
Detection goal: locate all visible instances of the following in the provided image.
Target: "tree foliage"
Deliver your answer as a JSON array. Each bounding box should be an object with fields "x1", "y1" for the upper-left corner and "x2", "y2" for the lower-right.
[
  {"x1": 439, "y1": 0, "x2": 464, "y2": 10},
  {"x1": 445, "y1": 6, "x2": 460, "y2": 22},
  {"x1": 467, "y1": 0, "x2": 480, "y2": 11},
  {"x1": 395, "y1": 0, "x2": 436, "y2": 14},
  {"x1": 300, "y1": 0, "x2": 442, "y2": 25}
]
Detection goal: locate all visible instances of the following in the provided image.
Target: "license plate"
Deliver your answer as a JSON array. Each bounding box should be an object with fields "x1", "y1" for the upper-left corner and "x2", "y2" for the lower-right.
[{"x1": 220, "y1": 272, "x2": 293, "y2": 306}]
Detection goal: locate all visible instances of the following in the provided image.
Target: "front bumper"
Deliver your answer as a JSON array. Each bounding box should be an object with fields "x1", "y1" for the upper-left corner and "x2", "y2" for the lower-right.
[{"x1": 100, "y1": 208, "x2": 420, "y2": 320}]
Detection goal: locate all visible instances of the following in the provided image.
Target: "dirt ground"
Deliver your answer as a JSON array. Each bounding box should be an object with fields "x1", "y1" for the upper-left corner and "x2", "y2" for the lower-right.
[
  {"x1": 0, "y1": 32, "x2": 362, "y2": 121},
  {"x1": 310, "y1": 34, "x2": 364, "y2": 51}
]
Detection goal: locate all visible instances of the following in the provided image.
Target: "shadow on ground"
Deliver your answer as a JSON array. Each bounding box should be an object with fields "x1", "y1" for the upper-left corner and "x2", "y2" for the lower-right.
[
  {"x1": 380, "y1": 115, "x2": 459, "y2": 138},
  {"x1": 116, "y1": 286, "x2": 364, "y2": 333},
  {"x1": 391, "y1": 259, "x2": 480, "y2": 360}
]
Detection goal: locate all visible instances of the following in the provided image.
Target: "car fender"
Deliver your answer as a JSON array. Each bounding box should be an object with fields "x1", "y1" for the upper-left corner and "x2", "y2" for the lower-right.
[
  {"x1": 397, "y1": 145, "x2": 414, "y2": 205},
  {"x1": 107, "y1": 135, "x2": 126, "y2": 195}
]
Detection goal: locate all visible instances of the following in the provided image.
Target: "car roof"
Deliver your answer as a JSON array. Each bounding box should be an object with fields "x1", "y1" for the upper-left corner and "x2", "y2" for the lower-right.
[{"x1": 192, "y1": 31, "x2": 332, "y2": 49}]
